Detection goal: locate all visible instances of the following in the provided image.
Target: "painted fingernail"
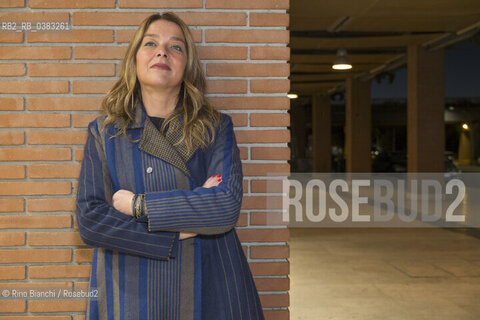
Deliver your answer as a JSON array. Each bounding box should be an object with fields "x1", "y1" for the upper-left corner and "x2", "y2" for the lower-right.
[{"x1": 217, "y1": 179, "x2": 222, "y2": 182}]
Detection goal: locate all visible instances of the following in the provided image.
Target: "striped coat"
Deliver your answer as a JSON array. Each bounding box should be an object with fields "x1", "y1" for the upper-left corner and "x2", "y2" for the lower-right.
[{"x1": 76, "y1": 103, "x2": 264, "y2": 320}]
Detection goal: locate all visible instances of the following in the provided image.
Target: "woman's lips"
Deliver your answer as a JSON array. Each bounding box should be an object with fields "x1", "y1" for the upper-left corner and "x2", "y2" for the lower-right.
[{"x1": 151, "y1": 63, "x2": 171, "y2": 70}]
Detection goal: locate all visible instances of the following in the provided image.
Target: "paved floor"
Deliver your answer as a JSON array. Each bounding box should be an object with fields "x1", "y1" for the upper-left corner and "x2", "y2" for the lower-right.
[{"x1": 289, "y1": 228, "x2": 480, "y2": 320}]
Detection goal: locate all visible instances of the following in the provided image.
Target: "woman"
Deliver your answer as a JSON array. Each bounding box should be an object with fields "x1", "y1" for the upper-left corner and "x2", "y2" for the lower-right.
[{"x1": 76, "y1": 12, "x2": 264, "y2": 320}]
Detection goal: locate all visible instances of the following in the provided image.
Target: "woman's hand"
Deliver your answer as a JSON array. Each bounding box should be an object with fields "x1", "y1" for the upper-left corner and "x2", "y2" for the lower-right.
[
  {"x1": 112, "y1": 189, "x2": 134, "y2": 216},
  {"x1": 202, "y1": 174, "x2": 222, "y2": 188}
]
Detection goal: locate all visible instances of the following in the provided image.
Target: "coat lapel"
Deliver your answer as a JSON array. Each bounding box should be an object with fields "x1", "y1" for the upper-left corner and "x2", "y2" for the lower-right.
[{"x1": 135, "y1": 102, "x2": 199, "y2": 177}]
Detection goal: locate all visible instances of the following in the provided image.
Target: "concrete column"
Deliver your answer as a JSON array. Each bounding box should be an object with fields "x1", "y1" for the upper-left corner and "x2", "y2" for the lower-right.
[
  {"x1": 345, "y1": 77, "x2": 371, "y2": 172},
  {"x1": 312, "y1": 94, "x2": 331, "y2": 172},
  {"x1": 407, "y1": 45, "x2": 445, "y2": 172}
]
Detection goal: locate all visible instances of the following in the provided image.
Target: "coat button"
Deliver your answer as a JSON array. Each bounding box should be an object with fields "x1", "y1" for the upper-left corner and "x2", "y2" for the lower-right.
[{"x1": 146, "y1": 167, "x2": 153, "y2": 174}]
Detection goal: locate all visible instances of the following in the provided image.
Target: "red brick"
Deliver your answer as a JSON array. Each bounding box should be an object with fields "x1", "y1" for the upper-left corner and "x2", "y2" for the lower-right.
[
  {"x1": 207, "y1": 63, "x2": 289, "y2": 77},
  {"x1": 28, "y1": 30, "x2": 113, "y2": 43},
  {"x1": 30, "y1": 0, "x2": 115, "y2": 8},
  {"x1": 242, "y1": 163, "x2": 290, "y2": 176},
  {"x1": 0, "y1": 266, "x2": 26, "y2": 280},
  {"x1": 73, "y1": 113, "x2": 100, "y2": 127},
  {"x1": 210, "y1": 97, "x2": 289, "y2": 110},
  {"x1": 74, "y1": 149, "x2": 84, "y2": 161},
  {"x1": 251, "y1": 79, "x2": 290, "y2": 93},
  {"x1": 0, "y1": 63, "x2": 25, "y2": 76},
  {"x1": 264, "y1": 310, "x2": 289, "y2": 320},
  {"x1": 117, "y1": 29, "x2": 202, "y2": 44},
  {"x1": 251, "y1": 212, "x2": 288, "y2": 226},
  {"x1": 0, "y1": 215, "x2": 71, "y2": 229},
  {"x1": 0, "y1": 0, "x2": 25, "y2": 7},
  {"x1": 242, "y1": 195, "x2": 283, "y2": 210},
  {"x1": 29, "y1": 63, "x2": 115, "y2": 77},
  {"x1": 28, "y1": 232, "x2": 84, "y2": 246},
  {"x1": 239, "y1": 147, "x2": 248, "y2": 160},
  {"x1": 236, "y1": 213, "x2": 248, "y2": 227},
  {"x1": 72, "y1": 81, "x2": 115, "y2": 94},
  {"x1": 74, "y1": 46, "x2": 127, "y2": 60},
  {"x1": 28, "y1": 131, "x2": 88, "y2": 145},
  {"x1": 235, "y1": 130, "x2": 290, "y2": 143},
  {"x1": 29, "y1": 300, "x2": 86, "y2": 313},
  {"x1": 250, "y1": 113, "x2": 290, "y2": 127},
  {"x1": 0, "y1": 12, "x2": 68, "y2": 21},
  {"x1": 0, "y1": 32, "x2": 23, "y2": 43},
  {"x1": 0, "y1": 46, "x2": 71, "y2": 60},
  {"x1": 0, "y1": 232, "x2": 25, "y2": 246},
  {"x1": 251, "y1": 147, "x2": 290, "y2": 160},
  {"x1": 29, "y1": 164, "x2": 81, "y2": 178},
  {"x1": 0, "y1": 132, "x2": 25, "y2": 145},
  {"x1": 197, "y1": 46, "x2": 247, "y2": 60},
  {"x1": 251, "y1": 47, "x2": 290, "y2": 60},
  {"x1": 27, "y1": 198, "x2": 75, "y2": 212},
  {"x1": 0, "y1": 249, "x2": 71, "y2": 263},
  {"x1": 74, "y1": 12, "x2": 245, "y2": 26},
  {"x1": 28, "y1": 97, "x2": 103, "y2": 111},
  {"x1": 249, "y1": 262, "x2": 289, "y2": 276},
  {"x1": 0, "y1": 97, "x2": 23, "y2": 110},
  {"x1": 0, "y1": 81, "x2": 68, "y2": 94},
  {"x1": 0, "y1": 301, "x2": 26, "y2": 313},
  {"x1": 259, "y1": 293, "x2": 289, "y2": 308},
  {"x1": 74, "y1": 248, "x2": 94, "y2": 262},
  {"x1": 0, "y1": 165, "x2": 25, "y2": 179},
  {"x1": 251, "y1": 179, "x2": 284, "y2": 193},
  {"x1": 0, "y1": 317, "x2": 71, "y2": 320},
  {"x1": 1, "y1": 114, "x2": 70, "y2": 128},
  {"x1": 242, "y1": 180, "x2": 249, "y2": 192},
  {"x1": 0, "y1": 148, "x2": 71, "y2": 161},
  {"x1": 0, "y1": 182, "x2": 71, "y2": 196},
  {"x1": 250, "y1": 245, "x2": 289, "y2": 259},
  {"x1": 206, "y1": 30, "x2": 288, "y2": 43},
  {"x1": 228, "y1": 113, "x2": 248, "y2": 127},
  {"x1": 254, "y1": 278, "x2": 289, "y2": 291},
  {"x1": 237, "y1": 228, "x2": 289, "y2": 242},
  {"x1": 4, "y1": 282, "x2": 72, "y2": 288},
  {"x1": 0, "y1": 199, "x2": 24, "y2": 213},
  {"x1": 206, "y1": 0, "x2": 288, "y2": 9},
  {"x1": 206, "y1": 80, "x2": 247, "y2": 94},
  {"x1": 250, "y1": 13, "x2": 289, "y2": 27},
  {"x1": 29, "y1": 265, "x2": 91, "y2": 279},
  {"x1": 73, "y1": 12, "x2": 154, "y2": 26},
  {"x1": 119, "y1": 0, "x2": 202, "y2": 8}
]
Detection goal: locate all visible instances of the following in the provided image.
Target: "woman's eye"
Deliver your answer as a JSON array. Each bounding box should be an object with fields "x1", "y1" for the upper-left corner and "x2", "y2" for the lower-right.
[
  {"x1": 144, "y1": 41, "x2": 156, "y2": 47},
  {"x1": 172, "y1": 45, "x2": 183, "y2": 52}
]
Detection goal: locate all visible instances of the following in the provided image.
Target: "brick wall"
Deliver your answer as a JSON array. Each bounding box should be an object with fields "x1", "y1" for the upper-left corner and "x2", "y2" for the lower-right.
[{"x1": 0, "y1": 0, "x2": 290, "y2": 319}]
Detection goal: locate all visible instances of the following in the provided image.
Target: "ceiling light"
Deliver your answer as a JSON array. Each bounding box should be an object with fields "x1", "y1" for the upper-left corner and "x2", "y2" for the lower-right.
[
  {"x1": 332, "y1": 49, "x2": 352, "y2": 70},
  {"x1": 287, "y1": 93, "x2": 298, "y2": 99},
  {"x1": 463, "y1": 123, "x2": 469, "y2": 130}
]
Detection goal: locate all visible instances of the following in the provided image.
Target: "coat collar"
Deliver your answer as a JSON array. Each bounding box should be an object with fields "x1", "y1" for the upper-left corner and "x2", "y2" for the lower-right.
[{"x1": 130, "y1": 100, "x2": 198, "y2": 177}]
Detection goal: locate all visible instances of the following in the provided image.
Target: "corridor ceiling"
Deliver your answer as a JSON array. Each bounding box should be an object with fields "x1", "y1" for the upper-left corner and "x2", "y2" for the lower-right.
[{"x1": 290, "y1": 0, "x2": 480, "y2": 95}]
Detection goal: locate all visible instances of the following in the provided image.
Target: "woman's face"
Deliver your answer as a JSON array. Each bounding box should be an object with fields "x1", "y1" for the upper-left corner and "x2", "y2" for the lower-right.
[{"x1": 136, "y1": 19, "x2": 187, "y2": 91}]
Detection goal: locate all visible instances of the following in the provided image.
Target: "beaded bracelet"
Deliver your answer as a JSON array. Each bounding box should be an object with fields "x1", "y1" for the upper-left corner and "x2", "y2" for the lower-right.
[{"x1": 132, "y1": 194, "x2": 145, "y2": 219}]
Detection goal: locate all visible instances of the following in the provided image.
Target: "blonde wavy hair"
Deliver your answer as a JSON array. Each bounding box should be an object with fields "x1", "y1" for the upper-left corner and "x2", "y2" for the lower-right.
[{"x1": 102, "y1": 12, "x2": 220, "y2": 152}]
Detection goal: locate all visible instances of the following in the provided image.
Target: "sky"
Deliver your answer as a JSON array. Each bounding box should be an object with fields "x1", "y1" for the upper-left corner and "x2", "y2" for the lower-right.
[{"x1": 371, "y1": 41, "x2": 480, "y2": 99}]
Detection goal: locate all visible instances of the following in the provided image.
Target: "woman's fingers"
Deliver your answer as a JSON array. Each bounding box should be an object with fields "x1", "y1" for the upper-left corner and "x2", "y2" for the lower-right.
[
  {"x1": 112, "y1": 189, "x2": 135, "y2": 215},
  {"x1": 179, "y1": 232, "x2": 197, "y2": 240},
  {"x1": 202, "y1": 174, "x2": 222, "y2": 188}
]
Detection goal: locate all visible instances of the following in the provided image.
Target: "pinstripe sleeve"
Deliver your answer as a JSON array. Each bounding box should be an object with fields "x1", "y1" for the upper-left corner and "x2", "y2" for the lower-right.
[
  {"x1": 76, "y1": 122, "x2": 179, "y2": 260},
  {"x1": 145, "y1": 115, "x2": 243, "y2": 235}
]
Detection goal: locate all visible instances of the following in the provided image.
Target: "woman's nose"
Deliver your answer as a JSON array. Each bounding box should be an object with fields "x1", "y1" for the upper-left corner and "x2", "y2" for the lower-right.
[{"x1": 156, "y1": 46, "x2": 167, "y2": 57}]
